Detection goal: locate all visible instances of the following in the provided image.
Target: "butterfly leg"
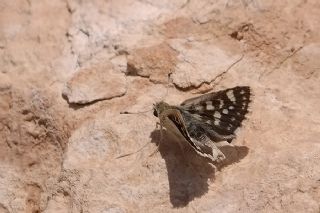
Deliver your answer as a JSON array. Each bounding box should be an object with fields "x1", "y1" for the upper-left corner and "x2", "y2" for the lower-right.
[
  {"x1": 155, "y1": 121, "x2": 160, "y2": 129},
  {"x1": 155, "y1": 121, "x2": 164, "y2": 142},
  {"x1": 148, "y1": 142, "x2": 161, "y2": 157},
  {"x1": 149, "y1": 122, "x2": 164, "y2": 157},
  {"x1": 159, "y1": 124, "x2": 163, "y2": 142}
]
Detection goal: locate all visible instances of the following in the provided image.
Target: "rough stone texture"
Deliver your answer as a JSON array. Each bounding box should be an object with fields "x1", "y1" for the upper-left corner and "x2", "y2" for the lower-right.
[
  {"x1": 169, "y1": 39, "x2": 241, "y2": 89},
  {"x1": 62, "y1": 63, "x2": 127, "y2": 104},
  {"x1": 127, "y1": 42, "x2": 178, "y2": 84},
  {"x1": 1, "y1": 0, "x2": 320, "y2": 212}
]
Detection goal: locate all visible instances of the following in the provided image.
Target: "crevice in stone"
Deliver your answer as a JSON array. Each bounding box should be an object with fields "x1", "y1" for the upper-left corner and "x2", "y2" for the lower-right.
[
  {"x1": 65, "y1": 0, "x2": 75, "y2": 14},
  {"x1": 173, "y1": 54, "x2": 244, "y2": 92},
  {"x1": 62, "y1": 90, "x2": 127, "y2": 110},
  {"x1": 125, "y1": 63, "x2": 150, "y2": 79}
]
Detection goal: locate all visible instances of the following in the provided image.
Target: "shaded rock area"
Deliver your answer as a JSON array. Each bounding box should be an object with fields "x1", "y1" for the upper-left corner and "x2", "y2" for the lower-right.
[{"x1": 0, "y1": 0, "x2": 320, "y2": 212}]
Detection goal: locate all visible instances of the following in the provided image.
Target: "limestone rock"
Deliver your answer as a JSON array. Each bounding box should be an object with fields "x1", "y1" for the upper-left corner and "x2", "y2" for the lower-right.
[
  {"x1": 63, "y1": 63, "x2": 127, "y2": 104},
  {"x1": 169, "y1": 39, "x2": 241, "y2": 89},
  {"x1": 1, "y1": 0, "x2": 320, "y2": 212},
  {"x1": 110, "y1": 55, "x2": 128, "y2": 74},
  {"x1": 127, "y1": 42, "x2": 178, "y2": 83}
]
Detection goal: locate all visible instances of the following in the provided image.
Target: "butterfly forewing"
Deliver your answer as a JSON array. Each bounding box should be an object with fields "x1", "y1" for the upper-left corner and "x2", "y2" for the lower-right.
[{"x1": 180, "y1": 86, "x2": 251, "y2": 140}]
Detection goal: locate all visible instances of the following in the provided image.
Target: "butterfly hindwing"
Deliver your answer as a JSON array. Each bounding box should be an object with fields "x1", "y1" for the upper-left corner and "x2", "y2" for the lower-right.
[{"x1": 180, "y1": 86, "x2": 251, "y2": 140}]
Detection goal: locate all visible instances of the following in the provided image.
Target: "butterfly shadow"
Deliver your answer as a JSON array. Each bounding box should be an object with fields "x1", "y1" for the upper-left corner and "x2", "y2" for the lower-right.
[{"x1": 150, "y1": 129, "x2": 249, "y2": 208}]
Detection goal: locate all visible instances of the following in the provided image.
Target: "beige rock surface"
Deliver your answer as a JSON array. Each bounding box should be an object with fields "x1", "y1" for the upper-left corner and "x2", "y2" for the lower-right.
[
  {"x1": 62, "y1": 63, "x2": 127, "y2": 104},
  {"x1": 0, "y1": 0, "x2": 320, "y2": 212}
]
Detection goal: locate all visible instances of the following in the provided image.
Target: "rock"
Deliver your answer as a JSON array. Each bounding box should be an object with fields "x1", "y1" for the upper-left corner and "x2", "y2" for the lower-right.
[
  {"x1": 43, "y1": 192, "x2": 72, "y2": 213},
  {"x1": 1, "y1": 0, "x2": 320, "y2": 212},
  {"x1": 61, "y1": 110, "x2": 163, "y2": 212},
  {"x1": 0, "y1": 73, "x2": 12, "y2": 111},
  {"x1": 127, "y1": 42, "x2": 178, "y2": 83},
  {"x1": 169, "y1": 39, "x2": 241, "y2": 89},
  {"x1": 291, "y1": 43, "x2": 320, "y2": 79},
  {"x1": 0, "y1": 73, "x2": 11, "y2": 91},
  {"x1": 110, "y1": 55, "x2": 128, "y2": 74},
  {"x1": 63, "y1": 118, "x2": 120, "y2": 170},
  {"x1": 63, "y1": 63, "x2": 127, "y2": 104}
]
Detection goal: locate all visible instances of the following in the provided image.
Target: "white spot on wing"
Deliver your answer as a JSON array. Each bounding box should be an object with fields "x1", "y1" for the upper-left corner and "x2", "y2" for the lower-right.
[
  {"x1": 206, "y1": 101, "x2": 215, "y2": 110},
  {"x1": 195, "y1": 105, "x2": 203, "y2": 111},
  {"x1": 229, "y1": 106, "x2": 235, "y2": 110},
  {"x1": 226, "y1": 90, "x2": 236, "y2": 102},
  {"x1": 214, "y1": 111, "x2": 221, "y2": 118},
  {"x1": 219, "y1": 100, "x2": 224, "y2": 108},
  {"x1": 234, "y1": 127, "x2": 241, "y2": 135},
  {"x1": 214, "y1": 120, "x2": 220, "y2": 125},
  {"x1": 240, "y1": 90, "x2": 245, "y2": 94},
  {"x1": 222, "y1": 109, "x2": 228, "y2": 114}
]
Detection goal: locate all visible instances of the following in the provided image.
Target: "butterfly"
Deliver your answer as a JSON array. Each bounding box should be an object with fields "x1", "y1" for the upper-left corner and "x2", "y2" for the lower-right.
[{"x1": 153, "y1": 86, "x2": 251, "y2": 162}]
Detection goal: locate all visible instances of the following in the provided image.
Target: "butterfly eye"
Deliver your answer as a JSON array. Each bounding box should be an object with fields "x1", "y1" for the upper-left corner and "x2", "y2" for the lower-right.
[{"x1": 153, "y1": 109, "x2": 158, "y2": 117}]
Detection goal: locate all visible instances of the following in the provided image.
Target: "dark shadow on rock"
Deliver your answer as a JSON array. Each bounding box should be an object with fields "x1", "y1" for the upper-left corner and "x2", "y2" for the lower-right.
[{"x1": 150, "y1": 130, "x2": 249, "y2": 208}]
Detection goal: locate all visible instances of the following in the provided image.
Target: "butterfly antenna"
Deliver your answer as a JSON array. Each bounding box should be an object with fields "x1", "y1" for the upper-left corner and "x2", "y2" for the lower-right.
[
  {"x1": 115, "y1": 141, "x2": 151, "y2": 159},
  {"x1": 155, "y1": 73, "x2": 172, "y2": 103},
  {"x1": 120, "y1": 109, "x2": 152, "y2": 114},
  {"x1": 118, "y1": 75, "x2": 172, "y2": 159}
]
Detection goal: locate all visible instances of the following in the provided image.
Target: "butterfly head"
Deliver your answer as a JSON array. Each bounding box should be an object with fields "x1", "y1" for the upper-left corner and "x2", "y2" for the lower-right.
[{"x1": 153, "y1": 101, "x2": 170, "y2": 117}]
